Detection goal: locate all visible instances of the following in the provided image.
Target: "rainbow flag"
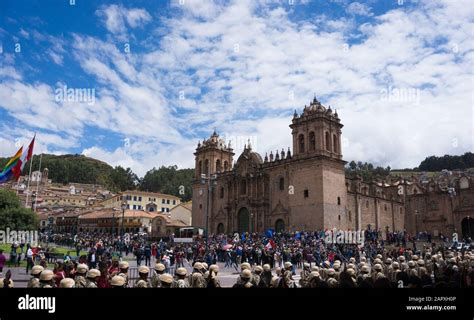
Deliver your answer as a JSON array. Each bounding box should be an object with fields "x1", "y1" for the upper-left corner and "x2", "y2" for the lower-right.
[{"x1": 0, "y1": 146, "x2": 23, "y2": 184}]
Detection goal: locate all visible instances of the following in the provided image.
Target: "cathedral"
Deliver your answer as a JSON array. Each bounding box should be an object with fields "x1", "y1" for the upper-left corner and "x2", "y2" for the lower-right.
[{"x1": 191, "y1": 97, "x2": 474, "y2": 237}]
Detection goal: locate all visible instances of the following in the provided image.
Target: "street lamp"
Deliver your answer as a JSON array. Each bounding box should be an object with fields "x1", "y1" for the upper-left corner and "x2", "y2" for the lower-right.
[
  {"x1": 200, "y1": 173, "x2": 217, "y2": 250},
  {"x1": 121, "y1": 202, "x2": 127, "y2": 242},
  {"x1": 414, "y1": 210, "x2": 419, "y2": 236},
  {"x1": 112, "y1": 210, "x2": 115, "y2": 241},
  {"x1": 448, "y1": 187, "x2": 457, "y2": 233},
  {"x1": 467, "y1": 216, "x2": 471, "y2": 240},
  {"x1": 250, "y1": 212, "x2": 254, "y2": 233}
]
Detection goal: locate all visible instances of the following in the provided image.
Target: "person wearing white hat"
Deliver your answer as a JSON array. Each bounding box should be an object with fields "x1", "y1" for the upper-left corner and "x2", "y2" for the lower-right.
[
  {"x1": 117, "y1": 261, "x2": 129, "y2": 287},
  {"x1": 59, "y1": 278, "x2": 75, "y2": 288},
  {"x1": 300, "y1": 262, "x2": 311, "y2": 287},
  {"x1": 85, "y1": 269, "x2": 101, "y2": 288},
  {"x1": 151, "y1": 263, "x2": 165, "y2": 288},
  {"x1": 134, "y1": 265, "x2": 151, "y2": 288},
  {"x1": 74, "y1": 263, "x2": 89, "y2": 288},
  {"x1": 39, "y1": 270, "x2": 55, "y2": 288},
  {"x1": 253, "y1": 265, "x2": 263, "y2": 287},
  {"x1": 172, "y1": 267, "x2": 189, "y2": 288},
  {"x1": 207, "y1": 264, "x2": 221, "y2": 288},
  {"x1": 110, "y1": 275, "x2": 126, "y2": 288},
  {"x1": 260, "y1": 264, "x2": 272, "y2": 288},
  {"x1": 27, "y1": 265, "x2": 44, "y2": 288},
  {"x1": 159, "y1": 274, "x2": 174, "y2": 288},
  {"x1": 188, "y1": 262, "x2": 206, "y2": 288},
  {"x1": 233, "y1": 269, "x2": 254, "y2": 288},
  {"x1": 327, "y1": 277, "x2": 338, "y2": 288}
]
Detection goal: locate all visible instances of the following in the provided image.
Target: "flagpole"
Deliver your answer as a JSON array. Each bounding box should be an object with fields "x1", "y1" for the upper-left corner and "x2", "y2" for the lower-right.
[
  {"x1": 24, "y1": 135, "x2": 36, "y2": 209},
  {"x1": 34, "y1": 153, "x2": 43, "y2": 212},
  {"x1": 25, "y1": 154, "x2": 34, "y2": 209}
]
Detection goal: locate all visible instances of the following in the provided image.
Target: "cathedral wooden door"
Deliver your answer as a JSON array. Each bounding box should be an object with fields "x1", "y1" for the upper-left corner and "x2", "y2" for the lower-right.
[{"x1": 238, "y1": 207, "x2": 250, "y2": 233}]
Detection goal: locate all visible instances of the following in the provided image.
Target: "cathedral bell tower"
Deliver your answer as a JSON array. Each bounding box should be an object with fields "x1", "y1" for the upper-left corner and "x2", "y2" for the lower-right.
[
  {"x1": 192, "y1": 130, "x2": 234, "y2": 229},
  {"x1": 290, "y1": 96, "x2": 343, "y2": 161},
  {"x1": 288, "y1": 97, "x2": 349, "y2": 230}
]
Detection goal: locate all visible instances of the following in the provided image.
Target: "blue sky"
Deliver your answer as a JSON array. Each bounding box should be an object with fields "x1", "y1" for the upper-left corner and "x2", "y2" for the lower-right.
[{"x1": 0, "y1": 0, "x2": 472, "y2": 176}]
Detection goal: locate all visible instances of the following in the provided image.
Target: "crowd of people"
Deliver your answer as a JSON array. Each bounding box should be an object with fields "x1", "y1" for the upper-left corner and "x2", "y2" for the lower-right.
[{"x1": 0, "y1": 229, "x2": 473, "y2": 288}]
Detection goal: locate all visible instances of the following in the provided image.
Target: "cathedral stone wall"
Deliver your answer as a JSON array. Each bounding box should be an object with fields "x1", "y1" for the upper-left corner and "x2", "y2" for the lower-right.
[{"x1": 191, "y1": 98, "x2": 474, "y2": 238}]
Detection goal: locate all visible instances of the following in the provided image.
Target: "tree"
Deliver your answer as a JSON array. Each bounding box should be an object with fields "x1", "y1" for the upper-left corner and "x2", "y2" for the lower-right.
[
  {"x1": 109, "y1": 166, "x2": 140, "y2": 192},
  {"x1": 140, "y1": 166, "x2": 194, "y2": 201},
  {"x1": 0, "y1": 189, "x2": 38, "y2": 230},
  {"x1": 345, "y1": 161, "x2": 391, "y2": 182},
  {"x1": 418, "y1": 152, "x2": 474, "y2": 171}
]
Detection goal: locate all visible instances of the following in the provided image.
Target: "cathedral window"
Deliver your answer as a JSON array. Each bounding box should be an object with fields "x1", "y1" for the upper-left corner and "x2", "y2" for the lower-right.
[
  {"x1": 240, "y1": 180, "x2": 247, "y2": 195},
  {"x1": 298, "y1": 134, "x2": 305, "y2": 153},
  {"x1": 204, "y1": 159, "x2": 209, "y2": 175},
  {"x1": 279, "y1": 177, "x2": 284, "y2": 191},
  {"x1": 333, "y1": 134, "x2": 338, "y2": 153},
  {"x1": 220, "y1": 187, "x2": 224, "y2": 198},
  {"x1": 309, "y1": 132, "x2": 316, "y2": 151},
  {"x1": 216, "y1": 159, "x2": 221, "y2": 173},
  {"x1": 337, "y1": 197, "x2": 341, "y2": 205},
  {"x1": 325, "y1": 131, "x2": 331, "y2": 151},
  {"x1": 304, "y1": 189, "x2": 309, "y2": 198}
]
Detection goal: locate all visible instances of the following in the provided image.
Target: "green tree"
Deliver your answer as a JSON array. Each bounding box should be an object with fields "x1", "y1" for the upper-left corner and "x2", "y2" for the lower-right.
[
  {"x1": 109, "y1": 166, "x2": 140, "y2": 191},
  {"x1": 0, "y1": 189, "x2": 38, "y2": 230},
  {"x1": 140, "y1": 166, "x2": 194, "y2": 201}
]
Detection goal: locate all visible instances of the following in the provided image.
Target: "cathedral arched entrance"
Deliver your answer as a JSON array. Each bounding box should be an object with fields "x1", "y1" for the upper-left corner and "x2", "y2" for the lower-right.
[
  {"x1": 461, "y1": 217, "x2": 474, "y2": 239},
  {"x1": 217, "y1": 223, "x2": 225, "y2": 234},
  {"x1": 238, "y1": 207, "x2": 250, "y2": 233},
  {"x1": 275, "y1": 219, "x2": 285, "y2": 232}
]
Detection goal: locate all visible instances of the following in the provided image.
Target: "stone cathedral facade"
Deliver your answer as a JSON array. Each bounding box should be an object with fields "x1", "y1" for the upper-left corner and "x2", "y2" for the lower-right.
[{"x1": 191, "y1": 97, "x2": 473, "y2": 237}]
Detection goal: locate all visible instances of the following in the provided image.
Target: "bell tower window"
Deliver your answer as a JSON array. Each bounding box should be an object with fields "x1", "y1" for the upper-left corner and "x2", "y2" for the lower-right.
[
  {"x1": 279, "y1": 177, "x2": 284, "y2": 191},
  {"x1": 204, "y1": 159, "x2": 209, "y2": 175},
  {"x1": 298, "y1": 134, "x2": 305, "y2": 154},
  {"x1": 325, "y1": 131, "x2": 331, "y2": 151},
  {"x1": 309, "y1": 132, "x2": 316, "y2": 151}
]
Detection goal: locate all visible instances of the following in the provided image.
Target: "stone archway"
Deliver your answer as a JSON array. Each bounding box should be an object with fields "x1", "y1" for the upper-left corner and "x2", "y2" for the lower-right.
[
  {"x1": 238, "y1": 207, "x2": 250, "y2": 233},
  {"x1": 275, "y1": 219, "x2": 285, "y2": 232},
  {"x1": 217, "y1": 223, "x2": 225, "y2": 234},
  {"x1": 461, "y1": 217, "x2": 474, "y2": 239}
]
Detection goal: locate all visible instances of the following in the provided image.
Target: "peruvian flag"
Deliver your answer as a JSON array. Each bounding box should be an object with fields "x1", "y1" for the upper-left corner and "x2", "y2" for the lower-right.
[
  {"x1": 12, "y1": 135, "x2": 35, "y2": 180},
  {"x1": 265, "y1": 239, "x2": 276, "y2": 250}
]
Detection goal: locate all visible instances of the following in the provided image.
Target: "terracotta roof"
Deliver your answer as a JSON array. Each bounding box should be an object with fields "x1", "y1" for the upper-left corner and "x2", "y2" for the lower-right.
[
  {"x1": 171, "y1": 201, "x2": 192, "y2": 212},
  {"x1": 78, "y1": 209, "x2": 160, "y2": 220},
  {"x1": 167, "y1": 219, "x2": 189, "y2": 227},
  {"x1": 151, "y1": 213, "x2": 189, "y2": 227},
  {"x1": 52, "y1": 211, "x2": 84, "y2": 218}
]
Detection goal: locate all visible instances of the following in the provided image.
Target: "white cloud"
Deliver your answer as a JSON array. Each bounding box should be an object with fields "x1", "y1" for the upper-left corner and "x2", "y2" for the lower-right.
[
  {"x1": 1, "y1": 0, "x2": 472, "y2": 175},
  {"x1": 346, "y1": 2, "x2": 373, "y2": 16},
  {"x1": 96, "y1": 4, "x2": 151, "y2": 38}
]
